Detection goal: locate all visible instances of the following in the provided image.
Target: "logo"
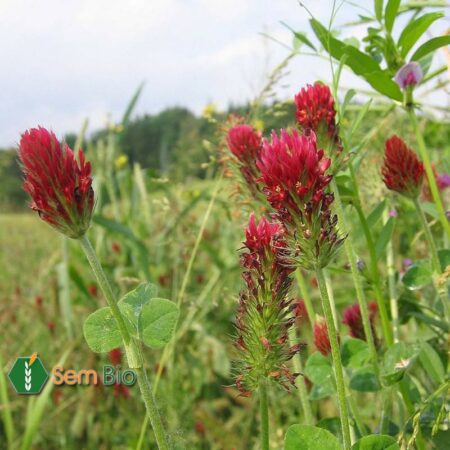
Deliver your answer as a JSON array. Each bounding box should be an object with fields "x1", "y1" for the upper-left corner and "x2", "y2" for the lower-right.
[
  {"x1": 7, "y1": 352, "x2": 136, "y2": 395},
  {"x1": 8, "y1": 352, "x2": 48, "y2": 395}
]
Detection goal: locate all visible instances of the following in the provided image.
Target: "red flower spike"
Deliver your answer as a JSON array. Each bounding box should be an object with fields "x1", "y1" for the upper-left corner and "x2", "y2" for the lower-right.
[
  {"x1": 342, "y1": 303, "x2": 378, "y2": 343},
  {"x1": 244, "y1": 212, "x2": 282, "y2": 253},
  {"x1": 295, "y1": 83, "x2": 336, "y2": 137},
  {"x1": 293, "y1": 299, "x2": 308, "y2": 324},
  {"x1": 226, "y1": 124, "x2": 263, "y2": 197},
  {"x1": 258, "y1": 129, "x2": 344, "y2": 270},
  {"x1": 235, "y1": 213, "x2": 298, "y2": 393},
  {"x1": 257, "y1": 129, "x2": 331, "y2": 212},
  {"x1": 314, "y1": 319, "x2": 332, "y2": 356},
  {"x1": 18, "y1": 127, "x2": 94, "y2": 238},
  {"x1": 295, "y1": 83, "x2": 343, "y2": 162},
  {"x1": 227, "y1": 124, "x2": 262, "y2": 163},
  {"x1": 113, "y1": 383, "x2": 130, "y2": 399},
  {"x1": 382, "y1": 135, "x2": 424, "y2": 198},
  {"x1": 108, "y1": 348, "x2": 122, "y2": 366}
]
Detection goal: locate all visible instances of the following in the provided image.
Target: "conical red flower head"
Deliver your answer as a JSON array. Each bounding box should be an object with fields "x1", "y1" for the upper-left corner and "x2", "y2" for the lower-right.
[
  {"x1": 244, "y1": 212, "x2": 282, "y2": 253},
  {"x1": 257, "y1": 129, "x2": 331, "y2": 213},
  {"x1": 18, "y1": 127, "x2": 94, "y2": 238},
  {"x1": 382, "y1": 135, "x2": 424, "y2": 198},
  {"x1": 108, "y1": 348, "x2": 122, "y2": 366},
  {"x1": 227, "y1": 124, "x2": 262, "y2": 163},
  {"x1": 295, "y1": 83, "x2": 339, "y2": 147},
  {"x1": 235, "y1": 212, "x2": 298, "y2": 394},
  {"x1": 313, "y1": 318, "x2": 332, "y2": 356},
  {"x1": 342, "y1": 302, "x2": 378, "y2": 343}
]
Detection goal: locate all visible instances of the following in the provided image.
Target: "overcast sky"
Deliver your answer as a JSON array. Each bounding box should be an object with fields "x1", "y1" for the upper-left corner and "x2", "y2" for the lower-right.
[{"x1": 0, "y1": 0, "x2": 447, "y2": 147}]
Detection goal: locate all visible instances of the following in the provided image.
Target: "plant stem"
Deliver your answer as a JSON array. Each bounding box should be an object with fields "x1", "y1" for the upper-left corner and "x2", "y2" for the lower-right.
[
  {"x1": 408, "y1": 109, "x2": 450, "y2": 238},
  {"x1": 58, "y1": 237, "x2": 74, "y2": 339},
  {"x1": 413, "y1": 198, "x2": 441, "y2": 273},
  {"x1": 315, "y1": 268, "x2": 352, "y2": 450},
  {"x1": 324, "y1": 269, "x2": 338, "y2": 328},
  {"x1": 385, "y1": 209, "x2": 399, "y2": 343},
  {"x1": 259, "y1": 378, "x2": 270, "y2": 450},
  {"x1": 288, "y1": 328, "x2": 314, "y2": 425},
  {"x1": 412, "y1": 198, "x2": 450, "y2": 322},
  {"x1": 79, "y1": 235, "x2": 170, "y2": 450},
  {"x1": 79, "y1": 235, "x2": 130, "y2": 343},
  {"x1": 331, "y1": 179, "x2": 380, "y2": 378},
  {"x1": 349, "y1": 164, "x2": 394, "y2": 347}
]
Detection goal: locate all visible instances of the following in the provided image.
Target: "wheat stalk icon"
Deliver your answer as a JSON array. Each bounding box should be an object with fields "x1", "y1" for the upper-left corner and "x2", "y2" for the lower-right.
[{"x1": 24, "y1": 352, "x2": 38, "y2": 392}]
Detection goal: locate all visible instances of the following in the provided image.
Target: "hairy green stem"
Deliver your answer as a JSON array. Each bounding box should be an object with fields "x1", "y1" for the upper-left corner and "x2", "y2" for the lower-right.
[
  {"x1": 408, "y1": 109, "x2": 450, "y2": 238},
  {"x1": 288, "y1": 328, "x2": 314, "y2": 425},
  {"x1": 259, "y1": 378, "x2": 270, "y2": 450},
  {"x1": 316, "y1": 268, "x2": 352, "y2": 450},
  {"x1": 331, "y1": 179, "x2": 380, "y2": 378},
  {"x1": 413, "y1": 198, "x2": 441, "y2": 273},
  {"x1": 79, "y1": 235, "x2": 170, "y2": 450},
  {"x1": 324, "y1": 269, "x2": 338, "y2": 328},
  {"x1": 413, "y1": 198, "x2": 449, "y2": 322},
  {"x1": 58, "y1": 237, "x2": 74, "y2": 339},
  {"x1": 386, "y1": 213, "x2": 399, "y2": 343}
]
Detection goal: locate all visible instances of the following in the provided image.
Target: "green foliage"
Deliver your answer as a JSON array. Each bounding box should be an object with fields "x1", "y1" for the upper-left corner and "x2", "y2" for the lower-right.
[
  {"x1": 341, "y1": 338, "x2": 371, "y2": 368},
  {"x1": 375, "y1": 217, "x2": 396, "y2": 260},
  {"x1": 402, "y1": 260, "x2": 433, "y2": 289},
  {"x1": 309, "y1": 19, "x2": 402, "y2": 100},
  {"x1": 140, "y1": 298, "x2": 179, "y2": 348},
  {"x1": 352, "y1": 434, "x2": 399, "y2": 449},
  {"x1": 382, "y1": 342, "x2": 419, "y2": 385},
  {"x1": 411, "y1": 36, "x2": 450, "y2": 62},
  {"x1": 398, "y1": 13, "x2": 444, "y2": 57},
  {"x1": 384, "y1": 0, "x2": 401, "y2": 33},
  {"x1": 118, "y1": 282, "x2": 159, "y2": 337},
  {"x1": 285, "y1": 425, "x2": 342, "y2": 450},
  {"x1": 83, "y1": 307, "x2": 122, "y2": 352},
  {"x1": 349, "y1": 368, "x2": 380, "y2": 392},
  {"x1": 83, "y1": 283, "x2": 179, "y2": 352}
]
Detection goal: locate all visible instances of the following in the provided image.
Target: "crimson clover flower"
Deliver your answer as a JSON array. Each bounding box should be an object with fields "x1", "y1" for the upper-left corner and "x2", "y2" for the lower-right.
[
  {"x1": 234, "y1": 213, "x2": 301, "y2": 395},
  {"x1": 295, "y1": 83, "x2": 343, "y2": 166},
  {"x1": 257, "y1": 129, "x2": 344, "y2": 270},
  {"x1": 342, "y1": 302, "x2": 378, "y2": 343},
  {"x1": 227, "y1": 124, "x2": 262, "y2": 163},
  {"x1": 293, "y1": 299, "x2": 309, "y2": 325},
  {"x1": 382, "y1": 135, "x2": 424, "y2": 198},
  {"x1": 313, "y1": 318, "x2": 332, "y2": 356},
  {"x1": 108, "y1": 348, "x2": 123, "y2": 366},
  {"x1": 18, "y1": 127, "x2": 94, "y2": 238},
  {"x1": 226, "y1": 123, "x2": 263, "y2": 198}
]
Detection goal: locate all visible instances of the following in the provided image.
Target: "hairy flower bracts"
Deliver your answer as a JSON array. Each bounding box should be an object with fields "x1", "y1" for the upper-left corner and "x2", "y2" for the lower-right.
[
  {"x1": 342, "y1": 302, "x2": 378, "y2": 344},
  {"x1": 226, "y1": 124, "x2": 263, "y2": 199},
  {"x1": 382, "y1": 135, "x2": 424, "y2": 199},
  {"x1": 257, "y1": 129, "x2": 345, "y2": 270},
  {"x1": 234, "y1": 213, "x2": 300, "y2": 395},
  {"x1": 313, "y1": 318, "x2": 332, "y2": 356},
  {"x1": 18, "y1": 127, "x2": 94, "y2": 238},
  {"x1": 295, "y1": 83, "x2": 343, "y2": 170}
]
